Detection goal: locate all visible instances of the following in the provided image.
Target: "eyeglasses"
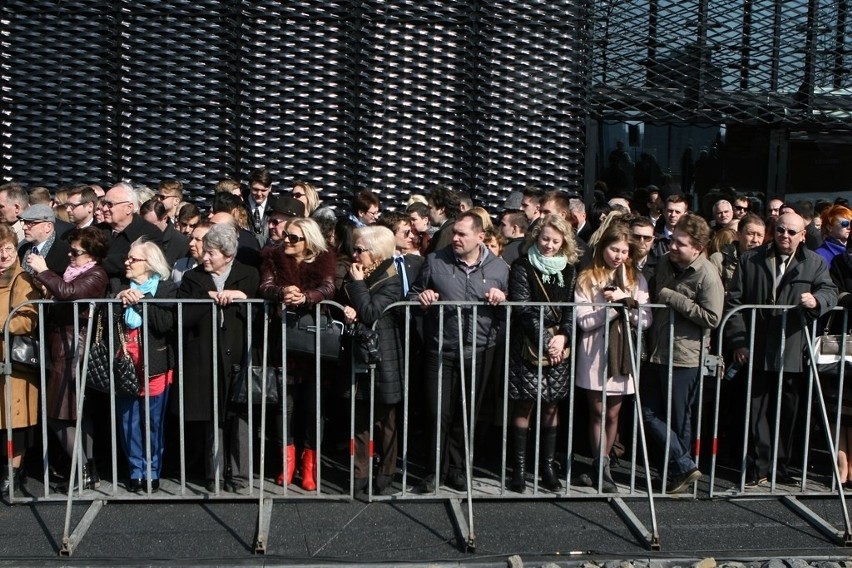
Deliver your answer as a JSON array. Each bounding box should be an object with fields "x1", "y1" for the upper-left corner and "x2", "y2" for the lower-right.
[
  {"x1": 365, "y1": 209, "x2": 380, "y2": 218},
  {"x1": 103, "y1": 200, "x2": 130, "y2": 209},
  {"x1": 632, "y1": 234, "x2": 654, "y2": 242},
  {"x1": 0, "y1": 245, "x2": 15, "y2": 256},
  {"x1": 65, "y1": 201, "x2": 88, "y2": 210},
  {"x1": 125, "y1": 257, "x2": 147, "y2": 264},
  {"x1": 283, "y1": 232, "x2": 306, "y2": 244},
  {"x1": 69, "y1": 248, "x2": 88, "y2": 257},
  {"x1": 156, "y1": 194, "x2": 178, "y2": 201},
  {"x1": 397, "y1": 229, "x2": 411, "y2": 237},
  {"x1": 775, "y1": 226, "x2": 801, "y2": 236},
  {"x1": 353, "y1": 247, "x2": 368, "y2": 255},
  {"x1": 734, "y1": 205, "x2": 748, "y2": 212},
  {"x1": 21, "y1": 219, "x2": 48, "y2": 226},
  {"x1": 839, "y1": 220, "x2": 851, "y2": 229},
  {"x1": 268, "y1": 217, "x2": 286, "y2": 227}
]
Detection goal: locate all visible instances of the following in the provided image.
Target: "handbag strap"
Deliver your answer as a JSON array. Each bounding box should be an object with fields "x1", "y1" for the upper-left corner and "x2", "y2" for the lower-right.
[{"x1": 531, "y1": 270, "x2": 561, "y2": 324}]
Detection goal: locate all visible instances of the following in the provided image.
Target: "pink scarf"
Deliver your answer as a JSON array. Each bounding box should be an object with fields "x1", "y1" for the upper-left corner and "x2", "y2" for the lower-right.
[{"x1": 63, "y1": 261, "x2": 97, "y2": 283}]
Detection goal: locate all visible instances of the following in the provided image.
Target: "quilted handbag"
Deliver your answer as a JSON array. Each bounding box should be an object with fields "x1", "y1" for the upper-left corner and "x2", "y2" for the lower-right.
[
  {"x1": 86, "y1": 312, "x2": 141, "y2": 397},
  {"x1": 229, "y1": 364, "x2": 282, "y2": 405}
]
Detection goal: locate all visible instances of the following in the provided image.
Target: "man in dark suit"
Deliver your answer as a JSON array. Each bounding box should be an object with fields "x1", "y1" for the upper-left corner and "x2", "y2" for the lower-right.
[
  {"x1": 17, "y1": 204, "x2": 71, "y2": 276},
  {"x1": 424, "y1": 187, "x2": 461, "y2": 254},
  {"x1": 99, "y1": 182, "x2": 163, "y2": 293},
  {"x1": 140, "y1": 198, "x2": 189, "y2": 268}
]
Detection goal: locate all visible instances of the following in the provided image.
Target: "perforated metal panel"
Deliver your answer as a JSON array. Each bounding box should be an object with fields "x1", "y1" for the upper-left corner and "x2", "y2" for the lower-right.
[{"x1": 1, "y1": 1, "x2": 850, "y2": 207}]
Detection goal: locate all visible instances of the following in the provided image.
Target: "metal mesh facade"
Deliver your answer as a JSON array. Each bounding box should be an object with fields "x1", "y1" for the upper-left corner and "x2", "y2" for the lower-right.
[{"x1": 1, "y1": 1, "x2": 850, "y2": 207}]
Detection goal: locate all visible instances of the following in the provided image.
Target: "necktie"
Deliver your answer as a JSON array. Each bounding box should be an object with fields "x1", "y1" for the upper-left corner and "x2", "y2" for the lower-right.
[
  {"x1": 253, "y1": 208, "x2": 262, "y2": 233},
  {"x1": 30, "y1": 245, "x2": 38, "y2": 256},
  {"x1": 775, "y1": 255, "x2": 789, "y2": 295},
  {"x1": 395, "y1": 256, "x2": 409, "y2": 297}
]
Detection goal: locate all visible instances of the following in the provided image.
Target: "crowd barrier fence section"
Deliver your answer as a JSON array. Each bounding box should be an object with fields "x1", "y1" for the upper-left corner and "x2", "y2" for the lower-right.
[{"x1": 2, "y1": 298, "x2": 851, "y2": 553}]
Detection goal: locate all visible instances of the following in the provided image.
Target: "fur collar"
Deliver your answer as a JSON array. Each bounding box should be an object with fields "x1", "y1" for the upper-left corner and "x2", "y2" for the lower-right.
[{"x1": 268, "y1": 248, "x2": 337, "y2": 291}]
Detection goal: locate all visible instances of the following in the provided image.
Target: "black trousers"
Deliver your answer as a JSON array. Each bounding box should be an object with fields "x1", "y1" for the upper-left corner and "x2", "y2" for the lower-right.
[
  {"x1": 749, "y1": 370, "x2": 803, "y2": 478},
  {"x1": 423, "y1": 347, "x2": 495, "y2": 480}
]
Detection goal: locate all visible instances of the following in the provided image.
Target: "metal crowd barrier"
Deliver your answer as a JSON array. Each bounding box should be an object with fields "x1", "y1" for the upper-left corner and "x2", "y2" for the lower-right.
[{"x1": 2, "y1": 298, "x2": 851, "y2": 554}]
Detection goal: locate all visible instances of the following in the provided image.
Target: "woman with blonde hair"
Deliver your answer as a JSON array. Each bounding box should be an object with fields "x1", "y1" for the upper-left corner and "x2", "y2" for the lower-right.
[
  {"x1": 259, "y1": 216, "x2": 336, "y2": 491},
  {"x1": 507, "y1": 214, "x2": 579, "y2": 492},
  {"x1": 574, "y1": 224, "x2": 651, "y2": 492},
  {"x1": 292, "y1": 181, "x2": 321, "y2": 217}
]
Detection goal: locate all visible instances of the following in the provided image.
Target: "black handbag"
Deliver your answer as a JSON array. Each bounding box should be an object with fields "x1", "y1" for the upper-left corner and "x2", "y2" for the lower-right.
[
  {"x1": 10, "y1": 335, "x2": 43, "y2": 370},
  {"x1": 343, "y1": 324, "x2": 382, "y2": 365},
  {"x1": 229, "y1": 364, "x2": 282, "y2": 405},
  {"x1": 284, "y1": 311, "x2": 344, "y2": 362},
  {"x1": 86, "y1": 312, "x2": 141, "y2": 397}
]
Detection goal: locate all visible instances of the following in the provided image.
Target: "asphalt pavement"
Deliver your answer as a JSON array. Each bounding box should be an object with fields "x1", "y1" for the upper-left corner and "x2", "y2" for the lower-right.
[{"x1": 1, "y1": 493, "x2": 851, "y2": 566}]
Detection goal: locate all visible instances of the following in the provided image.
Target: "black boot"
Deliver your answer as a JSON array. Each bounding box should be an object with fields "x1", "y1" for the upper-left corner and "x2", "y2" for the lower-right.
[
  {"x1": 509, "y1": 426, "x2": 528, "y2": 493},
  {"x1": 82, "y1": 460, "x2": 101, "y2": 490},
  {"x1": 540, "y1": 428, "x2": 562, "y2": 491},
  {"x1": 0, "y1": 467, "x2": 26, "y2": 498}
]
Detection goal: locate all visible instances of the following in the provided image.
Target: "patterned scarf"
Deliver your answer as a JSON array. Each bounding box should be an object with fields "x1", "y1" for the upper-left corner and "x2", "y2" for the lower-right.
[{"x1": 527, "y1": 244, "x2": 567, "y2": 286}]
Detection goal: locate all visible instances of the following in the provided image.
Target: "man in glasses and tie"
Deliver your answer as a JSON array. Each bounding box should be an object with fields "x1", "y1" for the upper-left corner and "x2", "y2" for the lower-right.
[
  {"x1": 726, "y1": 212, "x2": 838, "y2": 488},
  {"x1": 247, "y1": 167, "x2": 273, "y2": 248},
  {"x1": 18, "y1": 204, "x2": 71, "y2": 277}
]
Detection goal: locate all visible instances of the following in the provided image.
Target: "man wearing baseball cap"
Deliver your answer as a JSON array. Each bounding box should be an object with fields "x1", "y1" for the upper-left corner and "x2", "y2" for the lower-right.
[{"x1": 18, "y1": 203, "x2": 71, "y2": 276}]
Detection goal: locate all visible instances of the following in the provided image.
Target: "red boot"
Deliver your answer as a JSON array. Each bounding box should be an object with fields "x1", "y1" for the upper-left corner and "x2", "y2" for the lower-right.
[
  {"x1": 276, "y1": 445, "x2": 297, "y2": 486},
  {"x1": 301, "y1": 448, "x2": 317, "y2": 491}
]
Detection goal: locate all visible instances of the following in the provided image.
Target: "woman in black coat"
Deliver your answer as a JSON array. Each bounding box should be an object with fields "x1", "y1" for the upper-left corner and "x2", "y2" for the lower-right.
[
  {"x1": 114, "y1": 239, "x2": 177, "y2": 493},
  {"x1": 340, "y1": 225, "x2": 403, "y2": 494},
  {"x1": 828, "y1": 239, "x2": 852, "y2": 489},
  {"x1": 507, "y1": 214, "x2": 579, "y2": 493},
  {"x1": 177, "y1": 224, "x2": 259, "y2": 492}
]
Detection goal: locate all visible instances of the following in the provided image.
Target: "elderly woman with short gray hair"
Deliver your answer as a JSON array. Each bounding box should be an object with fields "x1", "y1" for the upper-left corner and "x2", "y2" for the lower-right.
[{"x1": 177, "y1": 224, "x2": 259, "y2": 492}]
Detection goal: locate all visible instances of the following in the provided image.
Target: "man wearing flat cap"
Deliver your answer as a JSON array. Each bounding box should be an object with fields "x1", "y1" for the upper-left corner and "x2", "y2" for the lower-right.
[
  {"x1": 18, "y1": 204, "x2": 71, "y2": 276},
  {"x1": 264, "y1": 196, "x2": 306, "y2": 249}
]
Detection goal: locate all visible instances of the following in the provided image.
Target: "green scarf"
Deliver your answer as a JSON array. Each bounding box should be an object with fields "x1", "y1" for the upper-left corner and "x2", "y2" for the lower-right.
[{"x1": 528, "y1": 245, "x2": 567, "y2": 287}]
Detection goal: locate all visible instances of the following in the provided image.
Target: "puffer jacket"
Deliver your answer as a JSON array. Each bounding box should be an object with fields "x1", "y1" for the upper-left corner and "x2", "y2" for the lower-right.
[
  {"x1": 648, "y1": 253, "x2": 724, "y2": 368},
  {"x1": 341, "y1": 258, "x2": 403, "y2": 404},
  {"x1": 408, "y1": 245, "x2": 509, "y2": 359},
  {"x1": 507, "y1": 257, "x2": 576, "y2": 402}
]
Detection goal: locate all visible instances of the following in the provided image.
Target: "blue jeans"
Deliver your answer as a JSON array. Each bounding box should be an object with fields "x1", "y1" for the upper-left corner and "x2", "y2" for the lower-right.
[
  {"x1": 640, "y1": 363, "x2": 700, "y2": 476},
  {"x1": 117, "y1": 387, "x2": 170, "y2": 480}
]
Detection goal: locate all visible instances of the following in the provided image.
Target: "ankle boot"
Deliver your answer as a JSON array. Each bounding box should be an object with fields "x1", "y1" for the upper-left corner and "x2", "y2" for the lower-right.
[
  {"x1": 83, "y1": 460, "x2": 101, "y2": 490},
  {"x1": 509, "y1": 426, "x2": 528, "y2": 493},
  {"x1": 593, "y1": 456, "x2": 618, "y2": 493},
  {"x1": 540, "y1": 428, "x2": 562, "y2": 491},
  {"x1": 300, "y1": 448, "x2": 317, "y2": 491},
  {"x1": 1, "y1": 467, "x2": 26, "y2": 497},
  {"x1": 276, "y1": 445, "x2": 297, "y2": 486}
]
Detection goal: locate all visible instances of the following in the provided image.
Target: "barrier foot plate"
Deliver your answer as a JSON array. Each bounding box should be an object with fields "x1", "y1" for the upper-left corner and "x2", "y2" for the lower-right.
[
  {"x1": 448, "y1": 498, "x2": 476, "y2": 552},
  {"x1": 782, "y1": 496, "x2": 851, "y2": 547},
  {"x1": 255, "y1": 497, "x2": 273, "y2": 554},
  {"x1": 59, "y1": 499, "x2": 106, "y2": 556},
  {"x1": 610, "y1": 497, "x2": 661, "y2": 551}
]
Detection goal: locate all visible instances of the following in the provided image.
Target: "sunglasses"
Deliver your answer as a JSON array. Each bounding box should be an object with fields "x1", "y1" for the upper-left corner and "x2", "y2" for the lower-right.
[
  {"x1": 734, "y1": 205, "x2": 748, "y2": 211},
  {"x1": 69, "y1": 248, "x2": 88, "y2": 257},
  {"x1": 775, "y1": 226, "x2": 801, "y2": 236},
  {"x1": 353, "y1": 247, "x2": 369, "y2": 255},
  {"x1": 103, "y1": 200, "x2": 130, "y2": 209},
  {"x1": 283, "y1": 232, "x2": 306, "y2": 244},
  {"x1": 292, "y1": 192, "x2": 305, "y2": 199},
  {"x1": 632, "y1": 234, "x2": 654, "y2": 242},
  {"x1": 268, "y1": 217, "x2": 286, "y2": 227},
  {"x1": 839, "y1": 220, "x2": 851, "y2": 229}
]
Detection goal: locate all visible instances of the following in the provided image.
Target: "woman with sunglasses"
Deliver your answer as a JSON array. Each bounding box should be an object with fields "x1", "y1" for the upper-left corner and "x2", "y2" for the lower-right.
[
  {"x1": 338, "y1": 225, "x2": 403, "y2": 494},
  {"x1": 29, "y1": 227, "x2": 109, "y2": 492},
  {"x1": 115, "y1": 239, "x2": 177, "y2": 493},
  {"x1": 259, "y1": 217, "x2": 336, "y2": 491},
  {"x1": 290, "y1": 181, "x2": 321, "y2": 217},
  {"x1": 816, "y1": 205, "x2": 852, "y2": 267}
]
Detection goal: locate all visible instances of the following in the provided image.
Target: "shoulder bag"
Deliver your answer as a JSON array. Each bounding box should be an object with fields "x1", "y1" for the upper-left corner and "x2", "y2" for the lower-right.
[{"x1": 521, "y1": 271, "x2": 570, "y2": 367}]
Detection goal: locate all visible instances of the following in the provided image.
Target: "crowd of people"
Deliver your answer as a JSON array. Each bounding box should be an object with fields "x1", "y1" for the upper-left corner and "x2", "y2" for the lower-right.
[{"x1": 0, "y1": 171, "x2": 849, "y2": 499}]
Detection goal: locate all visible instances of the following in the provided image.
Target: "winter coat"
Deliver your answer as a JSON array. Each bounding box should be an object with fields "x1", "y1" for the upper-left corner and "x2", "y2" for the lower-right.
[
  {"x1": 258, "y1": 248, "x2": 337, "y2": 368},
  {"x1": 726, "y1": 242, "x2": 837, "y2": 373},
  {"x1": 816, "y1": 237, "x2": 846, "y2": 269},
  {"x1": 0, "y1": 261, "x2": 41, "y2": 430},
  {"x1": 507, "y1": 256, "x2": 576, "y2": 403},
  {"x1": 175, "y1": 261, "x2": 259, "y2": 422},
  {"x1": 574, "y1": 274, "x2": 652, "y2": 395},
  {"x1": 408, "y1": 245, "x2": 509, "y2": 359},
  {"x1": 341, "y1": 258, "x2": 404, "y2": 404},
  {"x1": 116, "y1": 279, "x2": 178, "y2": 377},
  {"x1": 34, "y1": 265, "x2": 109, "y2": 420},
  {"x1": 648, "y1": 253, "x2": 724, "y2": 368}
]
